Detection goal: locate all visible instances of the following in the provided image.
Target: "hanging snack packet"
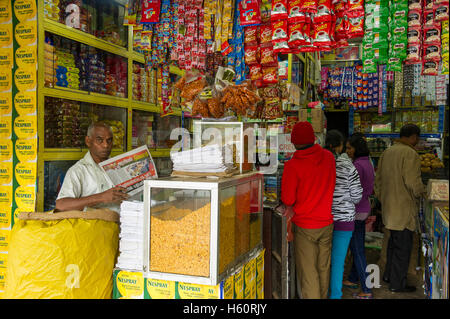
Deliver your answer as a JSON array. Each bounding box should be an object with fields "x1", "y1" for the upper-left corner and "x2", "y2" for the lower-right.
[
  {"x1": 347, "y1": 0, "x2": 364, "y2": 12},
  {"x1": 273, "y1": 40, "x2": 291, "y2": 53},
  {"x1": 423, "y1": 24, "x2": 441, "y2": 44},
  {"x1": 260, "y1": 24, "x2": 273, "y2": 44},
  {"x1": 312, "y1": 21, "x2": 334, "y2": 46},
  {"x1": 240, "y1": 0, "x2": 262, "y2": 26},
  {"x1": 288, "y1": 22, "x2": 306, "y2": 47},
  {"x1": 334, "y1": 0, "x2": 347, "y2": 15},
  {"x1": 245, "y1": 45, "x2": 259, "y2": 64},
  {"x1": 301, "y1": 0, "x2": 318, "y2": 14},
  {"x1": 245, "y1": 26, "x2": 259, "y2": 45},
  {"x1": 249, "y1": 64, "x2": 263, "y2": 80},
  {"x1": 408, "y1": 0, "x2": 421, "y2": 10},
  {"x1": 390, "y1": 42, "x2": 407, "y2": 59},
  {"x1": 422, "y1": 60, "x2": 438, "y2": 75},
  {"x1": 271, "y1": 0, "x2": 288, "y2": 21},
  {"x1": 405, "y1": 43, "x2": 421, "y2": 63},
  {"x1": 314, "y1": 0, "x2": 334, "y2": 23},
  {"x1": 260, "y1": 45, "x2": 277, "y2": 65},
  {"x1": 335, "y1": 15, "x2": 348, "y2": 40},
  {"x1": 407, "y1": 26, "x2": 421, "y2": 44},
  {"x1": 424, "y1": 0, "x2": 434, "y2": 10},
  {"x1": 391, "y1": 25, "x2": 408, "y2": 43},
  {"x1": 423, "y1": 43, "x2": 441, "y2": 61},
  {"x1": 141, "y1": 0, "x2": 161, "y2": 24},
  {"x1": 288, "y1": 0, "x2": 306, "y2": 23},
  {"x1": 272, "y1": 19, "x2": 288, "y2": 42},
  {"x1": 347, "y1": 12, "x2": 365, "y2": 38},
  {"x1": 387, "y1": 57, "x2": 402, "y2": 72},
  {"x1": 434, "y1": 2, "x2": 449, "y2": 22},
  {"x1": 262, "y1": 66, "x2": 279, "y2": 84},
  {"x1": 423, "y1": 9, "x2": 434, "y2": 26},
  {"x1": 407, "y1": 10, "x2": 421, "y2": 27}
]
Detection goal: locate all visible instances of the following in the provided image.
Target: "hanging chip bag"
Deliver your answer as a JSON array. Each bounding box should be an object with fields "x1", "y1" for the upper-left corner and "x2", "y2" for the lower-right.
[{"x1": 271, "y1": 0, "x2": 288, "y2": 21}]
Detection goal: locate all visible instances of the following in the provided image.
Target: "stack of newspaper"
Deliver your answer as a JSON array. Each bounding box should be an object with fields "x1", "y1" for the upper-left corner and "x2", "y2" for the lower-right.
[
  {"x1": 170, "y1": 144, "x2": 235, "y2": 173},
  {"x1": 116, "y1": 201, "x2": 144, "y2": 271}
]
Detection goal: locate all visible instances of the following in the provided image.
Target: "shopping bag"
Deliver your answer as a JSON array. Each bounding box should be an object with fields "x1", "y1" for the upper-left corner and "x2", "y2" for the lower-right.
[{"x1": 3, "y1": 209, "x2": 119, "y2": 299}]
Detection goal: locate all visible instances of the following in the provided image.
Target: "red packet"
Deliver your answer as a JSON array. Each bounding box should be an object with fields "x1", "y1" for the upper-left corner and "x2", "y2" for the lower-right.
[
  {"x1": 315, "y1": 0, "x2": 333, "y2": 23},
  {"x1": 301, "y1": 0, "x2": 318, "y2": 14},
  {"x1": 249, "y1": 64, "x2": 263, "y2": 80},
  {"x1": 312, "y1": 21, "x2": 333, "y2": 46},
  {"x1": 272, "y1": 19, "x2": 288, "y2": 42},
  {"x1": 347, "y1": 0, "x2": 364, "y2": 12},
  {"x1": 434, "y1": 2, "x2": 449, "y2": 22},
  {"x1": 240, "y1": 0, "x2": 262, "y2": 26},
  {"x1": 422, "y1": 60, "x2": 438, "y2": 75},
  {"x1": 245, "y1": 45, "x2": 259, "y2": 64},
  {"x1": 288, "y1": 0, "x2": 306, "y2": 24},
  {"x1": 262, "y1": 66, "x2": 279, "y2": 84},
  {"x1": 260, "y1": 45, "x2": 277, "y2": 65},
  {"x1": 260, "y1": 24, "x2": 273, "y2": 44},
  {"x1": 245, "y1": 25, "x2": 259, "y2": 45},
  {"x1": 288, "y1": 22, "x2": 306, "y2": 47},
  {"x1": 271, "y1": 0, "x2": 288, "y2": 21},
  {"x1": 141, "y1": 0, "x2": 161, "y2": 24}
]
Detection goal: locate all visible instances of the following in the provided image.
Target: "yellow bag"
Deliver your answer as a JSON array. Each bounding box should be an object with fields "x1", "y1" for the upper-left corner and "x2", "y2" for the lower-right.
[{"x1": 4, "y1": 209, "x2": 119, "y2": 299}]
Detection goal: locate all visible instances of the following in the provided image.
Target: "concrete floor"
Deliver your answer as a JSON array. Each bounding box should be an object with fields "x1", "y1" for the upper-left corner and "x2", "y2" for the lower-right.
[{"x1": 341, "y1": 248, "x2": 426, "y2": 299}]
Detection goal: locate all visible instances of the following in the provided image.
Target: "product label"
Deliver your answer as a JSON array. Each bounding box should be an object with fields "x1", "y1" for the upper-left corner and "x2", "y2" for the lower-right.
[
  {"x1": 0, "y1": 116, "x2": 11, "y2": 138},
  {"x1": 0, "y1": 161, "x2": 12, "y2": 185},
  {"x1": 14, "y1": 91, "x2": 36, "y2": 115},
  {"x1": 13, "y1": 0, "x2": 37, "y2": 22},
  {"x1": 0, "y1": 185, "x2": 12, "y2": 208},
  {"x1": 14, "y1": 162, "x2": 35, "y2": 186},
  {"x1": 15, "y1": 46, "x2": 37, "y2": 68},
  {"x1": 0, "y1": 1, "x2": 12, "y2": 23},
  {"x1": 145, "y1": 278, "x2": 176, "y2": 299},
  {"x1": 14, "y1": 185, "x2": 35, "y2": 210},
  {"x1": 244, "y1": 258, "x2": 256, "y2": 299},
  {"x1": 223, "y1": 274, "x2": 234, "y2": 299},
  {"x1": 13, "y1": 207, "x2": 29, "y2": 224},
  {"x1": 14, "y1": 21, "x2": 37, "y2": 46},
  {"x1": 14, "y1": 138, "x2": 36, "y2": 162},
  {"x1": 0, "y1": 48, "x2": 13, "y2": 69},
  {"x1": 0, "y1": 69, "x2": 12, "y2": 92},
  {"x1": 115, "y1": 270, "x2": 144, "y2": 299},
  {"x1": 14, "y1": 115, "x2": 36, "y2": 139},
  {"x1": 0, "y1": 92, "x2": 12, "y2": 115},
  {"x1": 0, "y1": 208, "x2": 11, "y2": 229},
  {"x1": 0, "y1": 139, "x2": 12, "y2": 161},
  {"x1": 14, "y1": 67, "x2": 36, "y2": 91},
  {"x1": 0, "y1": 252, "x2": 8, "y2": 269},
  {"x1": 0, "y1": 269, "x2": 5, "y2": 290},
  {"x1": 175, "y1": 282, "x2": 221, "y2": 299},
  {"x1": 234, "y1": 267, "x2": 244, "y2": 299},
  {"x1": 0, "y1": 229, "x2": 10, "y2": 252},
  {"x1": 0, "y1": 24, "x2": 13, "y2": 47}
]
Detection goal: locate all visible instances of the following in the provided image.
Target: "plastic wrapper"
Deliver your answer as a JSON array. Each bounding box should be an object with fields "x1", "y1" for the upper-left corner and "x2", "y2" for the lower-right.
[
  {"x1": 244, "y1": 45, "x2": 259, "y2": 65},
  {"x1": 249, "y1": 64, "x2": 263, "y2": 81},
  {"x1": 314, "y1": 0, "x2": 333, "y2": 23},
  {"x1": 260, "y1": 45, "x2": 277, "y2": 65},
  {"x1": 422, "y1": 60, "x2": 439, "y2": 75},
  {"x1": 405, "y1": 43, "x2": 421, "y2": 63},
  {"x1": 239, "y1": 0, "x2": 262, "y2": 26},
  {"x1": 423, "y1": 43, "x2": 441, "y2": 61},
  {"x1": 288, "y1": 0, "x2": 306, "y2": 23},
  {"x1": 407, "y1": 10, "x2": 421, "y2": 27},
  {"x1": 301, "y1": 0, "x2": 318, "y2": 14},
  {"x1": 347, "y1": 12, "x2": 365, "y2": 38},
  {"x1": 347, "y1": 0, "x2": 364, "y2": 12},
  {"x1": 407, "y1": 26, "x2": 421, "y2": 43},
  {"x1": 271, "y1": 0, "x2": 288, "y2": 21},
  {"x1": 423, "y1": 24, "x2": 441, "y2": 44},
  {"x1": 272, "y1": 19, "x2": 288, "y2": 42},
  {"x1": 312, "y1": 21, "x2": 334, "y2": 46},
  {"x1": 434, "y1": 2, "x2": 449, "y2": 22},
  {"x1": 244, "y1": 26, "x2": 258, "y2": 45},
  {"x1": 288, "y1": 22, "x2": 306, "y2": 47}
]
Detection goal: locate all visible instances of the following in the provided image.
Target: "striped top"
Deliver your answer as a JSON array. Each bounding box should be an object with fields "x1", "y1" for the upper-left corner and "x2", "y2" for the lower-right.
[{"x1": 331, "y1": 153, "x2": 363, "y2": 229}]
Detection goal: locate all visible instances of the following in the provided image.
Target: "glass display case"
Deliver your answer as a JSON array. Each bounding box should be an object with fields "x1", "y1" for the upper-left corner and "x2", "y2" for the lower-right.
[
  {"x1": 43, "y1": 160, "x2": 77, "y2": 211},
  {"x1": 193, "y1": 121, "x2": 255, "y2": 174},
  {"x1": 143, "y1": 172, "x2": 264, "y2": 285}
]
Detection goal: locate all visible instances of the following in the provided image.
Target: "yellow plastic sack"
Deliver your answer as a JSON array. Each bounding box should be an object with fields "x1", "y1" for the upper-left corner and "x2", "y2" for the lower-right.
[{"x1": 4, "y1": 209, "x2": 119, "y2": 299}]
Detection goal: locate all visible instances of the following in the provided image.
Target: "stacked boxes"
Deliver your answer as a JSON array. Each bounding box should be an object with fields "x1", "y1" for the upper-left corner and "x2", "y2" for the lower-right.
[
  {"x1": 44, "y1": 42, "x2": 55, "y2": 88},
  {"x1": 54, "y1": 46, "x2": 80, "y2": 90},
  {"x1": 113, "y1": 248, "x2": 265, "y2": 299}
]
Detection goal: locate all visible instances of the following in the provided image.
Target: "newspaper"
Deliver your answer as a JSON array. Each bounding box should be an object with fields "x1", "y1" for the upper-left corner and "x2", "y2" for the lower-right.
[{"x1": 99, "y1": 145, "x2": 158, "y2": 196}]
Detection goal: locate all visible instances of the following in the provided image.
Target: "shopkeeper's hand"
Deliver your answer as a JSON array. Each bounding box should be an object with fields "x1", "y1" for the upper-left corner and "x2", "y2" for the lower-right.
[{"x1": 100, "y1": 186, "x2": 129, "y2": 204}]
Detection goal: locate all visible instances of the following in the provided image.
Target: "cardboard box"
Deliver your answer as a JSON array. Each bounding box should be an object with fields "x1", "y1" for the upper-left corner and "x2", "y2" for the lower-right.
[
  {"x1": 298, "y1": 108, "x2": 325, "y2": 133},
  {"x1": 145, "y1": 278, "x2": 176, "y2": 299},
  {"x1": 113, "y1": 269, "x2": 144, "y2": 299}
]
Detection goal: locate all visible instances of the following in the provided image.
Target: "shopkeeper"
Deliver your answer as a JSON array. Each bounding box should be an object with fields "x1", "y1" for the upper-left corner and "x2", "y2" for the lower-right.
[{"x1": 54, "y1": 122, "x2": 129, "y2": 213}]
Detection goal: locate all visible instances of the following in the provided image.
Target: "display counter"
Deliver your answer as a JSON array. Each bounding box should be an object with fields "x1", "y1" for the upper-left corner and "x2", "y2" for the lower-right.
[{"x1": 143, "y1": 172, "x2": 263, "y2": 286}]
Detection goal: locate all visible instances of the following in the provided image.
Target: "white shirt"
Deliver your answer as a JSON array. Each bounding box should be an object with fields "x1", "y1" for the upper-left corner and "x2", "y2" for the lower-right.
[{"x1": 57, "y1": 151, "x2": 120, "y2": 212}]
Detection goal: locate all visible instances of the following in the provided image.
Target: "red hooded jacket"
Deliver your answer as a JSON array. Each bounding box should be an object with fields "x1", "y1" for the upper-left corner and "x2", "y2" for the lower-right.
[{"x1": 281, "y1": 144, "x2": 336, "y2": 229}]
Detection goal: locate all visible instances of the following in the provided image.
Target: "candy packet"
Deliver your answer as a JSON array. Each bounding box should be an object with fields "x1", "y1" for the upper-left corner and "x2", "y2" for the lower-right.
[{"x1": 271, "y1": 0, "x2": 288, "y2": 21}]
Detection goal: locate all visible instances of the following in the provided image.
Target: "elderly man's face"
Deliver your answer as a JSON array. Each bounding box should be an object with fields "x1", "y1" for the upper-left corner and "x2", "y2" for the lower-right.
[{"x1": 85, "y1": 126, "x2": 113, "y2": 163}]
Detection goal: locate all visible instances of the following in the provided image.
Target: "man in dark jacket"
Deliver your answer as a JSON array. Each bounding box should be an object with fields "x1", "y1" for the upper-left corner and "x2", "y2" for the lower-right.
[{"x1": 281, "y1": 121, "x2": 336, "y2": 299}]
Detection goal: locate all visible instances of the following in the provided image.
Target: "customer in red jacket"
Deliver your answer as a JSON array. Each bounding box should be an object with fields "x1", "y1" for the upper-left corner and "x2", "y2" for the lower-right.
[{"x1": 281, "y1": 121, "x2": 336, "y2": 299}]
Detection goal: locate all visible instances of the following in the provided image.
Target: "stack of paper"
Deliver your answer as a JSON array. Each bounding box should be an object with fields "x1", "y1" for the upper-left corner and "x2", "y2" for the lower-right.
[
  {"x1": 116, "y1": 201, "x2": 144, "y2": 271},
  {"x1": 170, "y1": 144, "x2": 235, "y2": 173}
]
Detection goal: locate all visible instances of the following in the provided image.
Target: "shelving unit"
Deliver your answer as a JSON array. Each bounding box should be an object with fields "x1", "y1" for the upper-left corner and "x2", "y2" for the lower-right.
[{"x1": 36, "y1": 1, "x2": 182, "y2": 212}]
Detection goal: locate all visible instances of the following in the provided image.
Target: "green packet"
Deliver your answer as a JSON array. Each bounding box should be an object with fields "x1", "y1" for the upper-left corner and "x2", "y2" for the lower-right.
[
  {"x1": 389, "y1": 42, "x2": 407, "y2": 59},
  {"x1": 363, "y1": 58, "x2": 378, "y2": 74},
  {"x1": 374, "y1": 47, "x2": 389, "y2": 63},
  {"x1": 363, "y1": 44, "x2": 375, "y2": 60},
  {"x1": 387, "y1": 57, "x2": 402, "y2": 72}
]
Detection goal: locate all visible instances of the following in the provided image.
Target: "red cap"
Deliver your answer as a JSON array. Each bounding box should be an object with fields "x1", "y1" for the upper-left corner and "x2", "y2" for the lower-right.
[{"x1": 291, "y1": 121, "x2": 315, "y2": 145}]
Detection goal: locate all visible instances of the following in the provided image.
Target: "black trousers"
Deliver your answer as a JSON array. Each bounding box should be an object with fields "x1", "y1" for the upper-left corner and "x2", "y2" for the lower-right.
[{"x1": 383, "y1": 229, "x2": 414, "y2": 290}]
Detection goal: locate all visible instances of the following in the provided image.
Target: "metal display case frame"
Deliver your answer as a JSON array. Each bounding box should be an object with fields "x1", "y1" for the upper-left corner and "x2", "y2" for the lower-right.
[{"x1": 143, "y1": 172, "x2": 264, "y2": 286}]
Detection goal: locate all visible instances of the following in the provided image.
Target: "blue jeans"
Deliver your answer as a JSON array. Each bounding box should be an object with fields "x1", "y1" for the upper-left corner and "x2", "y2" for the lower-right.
[
  {"x1": 329, "y1": 230, "x2": 353, "y2": 299},
  {"x1": 348, "y1": 220, "x2": 372, "y2": 293}
]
